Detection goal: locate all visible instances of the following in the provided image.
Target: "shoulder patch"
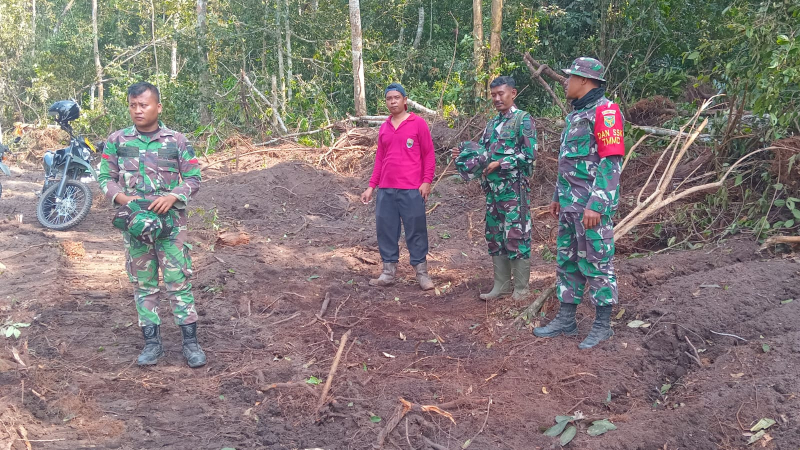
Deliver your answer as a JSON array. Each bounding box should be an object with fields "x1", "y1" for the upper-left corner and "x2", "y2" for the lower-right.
[{"x1": 594, "y1": 103, "x2": 624, "y2": 158}]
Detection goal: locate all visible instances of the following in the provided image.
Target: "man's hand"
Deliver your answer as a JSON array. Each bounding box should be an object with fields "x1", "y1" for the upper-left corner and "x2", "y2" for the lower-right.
[
  {"x1": 549, "y1": 201, "x2": 560, "y2": 219},
  {"x1": 483, "y1": 161, "x2": 501, "y2": 175},
  {"x1": 115, "y1": 194, "x2": 140, "y2": 205},
  {"x1": 360, "y1": 187, "x2": 374, "y2": 204},
  {"x1": 419, "y1": 182, "x2": 431, "y2": 201},
  {"x1": 149, "y1": 195, "x2": 178, "y2": 215},
  {"x1": 582, "y1": 209, "x2": 601, "y2": 229},
  {"x1": 450, "y1": 147, "x2": 460, "y2": 159}
]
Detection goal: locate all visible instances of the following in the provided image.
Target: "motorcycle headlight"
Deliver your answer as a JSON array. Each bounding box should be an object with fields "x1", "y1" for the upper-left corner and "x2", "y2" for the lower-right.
[{"x1": 81, "y1": 147, "x2": 91, "y2": 160}]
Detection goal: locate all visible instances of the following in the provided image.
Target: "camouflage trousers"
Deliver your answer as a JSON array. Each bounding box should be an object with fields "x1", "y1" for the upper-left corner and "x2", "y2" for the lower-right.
[
  {"x1": 123, "y1": 226, "x2": 197, "y2": 326},
  {"x1": 556, "y1": 211, "x2": 617, "y2": 306},
  {"x1": 485, "y1": 180, "x2": 531, "y2": 260}
]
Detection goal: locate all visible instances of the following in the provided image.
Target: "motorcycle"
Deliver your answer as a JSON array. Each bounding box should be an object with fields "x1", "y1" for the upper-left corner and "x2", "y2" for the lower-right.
[{"x1": 37, "y1": 100, "x2": 99, "y2": 230}]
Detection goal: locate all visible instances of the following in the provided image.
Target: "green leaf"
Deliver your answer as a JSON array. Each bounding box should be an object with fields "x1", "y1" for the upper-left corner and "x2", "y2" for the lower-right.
[
  {"x1": 750, "y1": 418, "x2": 775, "y2": 432},
  {"x1": 307, "y1": 275, "x2": 320, "y2": 281},
  {"x1": 219, "y1": 395, "x2": 225, "y2": 400},
  {"x1": 773, "y1": 199, "x2": 786, "y2": 207},
  {"x1": 686, "y1": 51, "x2": 700, "y2": 60},
  {"x1": 559, "y1": 425, "x2": 577, "y2": 446},
  {"x1": 734, "y1": 174, "x2": 743, "y2": 186},
  {"x1": 627, "y1": 320, "x2": 650, "y2": 328},
  {"x1": 748, "y1": 430, "x2": 766, "y2": 444},
  {"x1": 11, "y1": 328, "x2": 20, "y2": 339},
  {"x1": 792, "y1": 209, "x2": 800, "y2": 220},
  {"x1": 13, "y1": 323, "x2": 30, "y2": 328},
  {"x1": 370, "y1": 415, "x2": 382, "y2": 423},
  {"x1": 660, "y1": 383, "x2": 672, "y2": 394},
  {"x1": 777, "y1": 34, "x2": 790, "y2": 45},
  {"x1": 785, "y1": 219, "x2": 795, "y2": 228},
  {"x1": 781, "y1": 298, "x2": 794, "y2": 304},
  {"x1": 762, "y1": 344, "x2": 770, "y2": 353},
  {"x1": 544, "y1": 420, "x2": 569, "y2": 437},
  {"x1": 667, "y1": 236, "x2": 676, "y2": 247},
  {"x1": 306, "y1": 376, "x2": 322, "y2": 385},
  {"x1": 586, "y1": 419, "x2": 617, "y2": 436}
]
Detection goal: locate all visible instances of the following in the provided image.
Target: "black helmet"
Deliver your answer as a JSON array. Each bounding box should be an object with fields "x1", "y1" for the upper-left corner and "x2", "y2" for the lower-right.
[{"x1": 47, "y1": 100, "x2": 81, "y2": 123}]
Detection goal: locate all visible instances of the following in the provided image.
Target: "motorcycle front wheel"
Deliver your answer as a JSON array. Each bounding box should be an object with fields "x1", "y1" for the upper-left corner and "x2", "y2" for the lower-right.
[{"x1": 36, "y1": 180, "x2": 93, "y2": 230}]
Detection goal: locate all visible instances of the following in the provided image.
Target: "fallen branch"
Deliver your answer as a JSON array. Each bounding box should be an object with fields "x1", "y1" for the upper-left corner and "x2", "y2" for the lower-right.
[
  {"x1": 261, "y1": 381, "x2": 317, "y2": 396},
  {"x1": 241, "y1": 71, "x2": 288, "y2": 134},
  {"x1": 407, "y1": 98, "x2": 438, "y2": 116},
  {"x1": 759, "y1": 235, "x2": 800, "y2": 250},
  {"x1": 684, "y1": 336, "x2": 703, "y2": 367},
  {"x1": 710, "y1": 330, "x2": 748, "y2": 342},
  {"x1": 631, "y1": 124, "x2": 711, "y2": 142},
  {"x1": 425, "y1": 202, "x2": 441, "y2": 215},
  {"x1": 514, "y1": 285, "x2": 556, "y2": 327},
  {"x1": 318, "y1": 292, "x2": 332, "y2": 318},
  {"x1": 270, "y1": 312, "x2": 301, "y2": 326},
  {"x1": 375, "y1": 397, "x2": 458, "y2": 449},
  {"x1": 461, "y1": 398, "x2": 492, "y2": 449},
  {"x1": 522, "y1": 53, "x2": 568, "y2": 116},
  {"x1": 315, "y1": 329, "x2": 352, "y2": 413}
]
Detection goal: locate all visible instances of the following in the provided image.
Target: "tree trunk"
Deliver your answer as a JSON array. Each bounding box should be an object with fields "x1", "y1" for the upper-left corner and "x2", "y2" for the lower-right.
[
  {"x1": 472, "y1": 0, "x2": 484, "y2": 100},
  {"x1": 488, "y1": 0, "x2": 503, "y2": 89},
  {"x1": 53, "y1": 0, "x2": 75, "y2": 35},
  {"x1": 428, "y1": 0, "x2": 432, "y2": 45},
  {"x1": 196, "y1": 0, "x2": 212, "y2": 126},
  {"x1": 412, "y1": 7, "x2": 424, "y2": 49},
  {"x1": 150, "y1": 0, "x2": 159, "y2": 78},
  {"x1": 92, "y1": 0, "x2": 104, "y2": 109},
  {"x1": 348, "y1": 0, "x2": 367, "y2": 116},
  {"x1": 284, "y1": 0, "x2": 293, "y2": 102},
  {"x1": 312, "y1": 0, "x2": 318, "y2": 12},
  {"x1": 276, "y1": 0, "x2": 286, "y2": 112},
  {"x1": 171, "y1": 14, "x2": 178, "y2": 80},
  {"x1": 398, "y1": 26, "x2": 405, "y2": 46},
  {"x1": 31, "y1": 0, "x2": 36, "y2": 54}
]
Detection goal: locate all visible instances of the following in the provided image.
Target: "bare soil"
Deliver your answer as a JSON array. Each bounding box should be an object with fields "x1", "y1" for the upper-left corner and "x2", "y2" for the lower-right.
[{"x1": 0, "y1": 145, "x2": 798, "y2": 450}]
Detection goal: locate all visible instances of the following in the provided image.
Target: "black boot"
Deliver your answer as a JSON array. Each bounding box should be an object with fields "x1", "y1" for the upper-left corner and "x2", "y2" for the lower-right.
[
  {"x1": 579, "y1": 305, "x2": 614, "y2": 349},
  {"x1": 137, "y1": 324, "x2": 164, "y2": 366},
  {"x1": 180, "y1": 322, "x2": 207, "y2": 368},
  {"x1": 533, "y1": 302, "x2": 578, "y2": 337}
]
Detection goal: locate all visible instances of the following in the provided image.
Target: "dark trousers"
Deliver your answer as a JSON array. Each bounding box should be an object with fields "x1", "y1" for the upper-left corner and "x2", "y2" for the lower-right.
[{"x1": 375, "y1": 188, "x2": 429, "y2": 266}]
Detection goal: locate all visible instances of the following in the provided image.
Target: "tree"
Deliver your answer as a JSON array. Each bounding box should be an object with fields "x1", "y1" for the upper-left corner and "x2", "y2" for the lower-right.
[
  {"x1": 349, "y1": 0, "x2": 366, "y2": 116},
  {"x1": 92, "y1": 0, "x2": 103, "y2": 109},
  {"x1": 412, "y1": 6, "x2": 424, "y2": 49},
  {"x1": 473, "y1": 0, "x2": 484, "y2": 100},
  {"x1": 196, "y1": 0, "x2": 212, "y2": 126},
  {"x1": 488, "y1": 0, "x2": 502, "y2": 88}
]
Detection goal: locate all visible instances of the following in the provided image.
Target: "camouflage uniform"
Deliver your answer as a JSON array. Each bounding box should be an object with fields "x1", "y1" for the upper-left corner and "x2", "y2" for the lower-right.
[
  {"x1": 456, "y1": 108, "x2": 537, "y2": 259},
  {"x1": 98, "y1": 122, "x2": 201, "y2": 327},
  {"x1": 555, "y1": 59, "x2": 624, "y2": 307}
]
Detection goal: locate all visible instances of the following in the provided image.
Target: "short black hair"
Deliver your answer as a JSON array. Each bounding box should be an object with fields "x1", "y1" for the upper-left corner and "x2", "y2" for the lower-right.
[
  {"x1": 127, "y1": 82, "x2": 160, "y2": 102},
  {"x1": 489, "y1": 76, "x2": 516, "y2": 89}
]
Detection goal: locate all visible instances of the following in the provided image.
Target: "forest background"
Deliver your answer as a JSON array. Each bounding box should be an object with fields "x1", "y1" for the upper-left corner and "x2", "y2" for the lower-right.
[{"x1": 0, "y1": 0, "x2": 799, "y2": 242}]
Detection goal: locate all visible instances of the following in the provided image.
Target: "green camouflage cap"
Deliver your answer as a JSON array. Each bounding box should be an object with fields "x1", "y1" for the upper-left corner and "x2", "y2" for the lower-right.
[
  {"x1": 562, "y1": 57, "x2": 606, "y2": 81},
  {"x1": 112, "y1": 199, "x2": 174, "y2": 245},
  {"x1": 455, "y1": 141, "x2": 487, "y2": 182}
]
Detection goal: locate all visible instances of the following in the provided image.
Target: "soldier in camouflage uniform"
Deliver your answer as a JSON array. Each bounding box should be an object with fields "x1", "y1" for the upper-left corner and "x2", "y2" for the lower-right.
[
  {"x1": 452, "y1": 76, "x2": 537, "y2": 301},
  {"x1": 98, "y1": 82, "x2": 206, "y2": 368},
  {"x1": 533, "y1": 58, "x2": 625, "y2": 349}
]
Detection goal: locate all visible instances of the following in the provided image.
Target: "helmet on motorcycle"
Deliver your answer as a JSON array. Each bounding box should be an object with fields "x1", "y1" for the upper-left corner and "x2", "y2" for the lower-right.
[
  {"x1": 112, "y1": 199, "x2": 175, "y2": 245},
  {"x1": 47, "y1": 100, "x2": 81, "y2": 123}
]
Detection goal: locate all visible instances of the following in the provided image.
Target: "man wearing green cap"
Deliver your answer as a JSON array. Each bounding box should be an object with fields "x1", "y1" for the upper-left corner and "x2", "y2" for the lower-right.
[
  {"x1": 451, "y1": 76, "x2": 537, "y2": 302},
  {"x1": 533, "y1": 57, "x2": 625, "y2": 349},
  {"x1": 98, "y1": 82, "x2": 206, "y2": 367}
]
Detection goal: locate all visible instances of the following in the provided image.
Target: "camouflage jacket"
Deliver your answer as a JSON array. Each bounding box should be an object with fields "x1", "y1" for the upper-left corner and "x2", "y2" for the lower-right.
[
  {"x1": 456, "y1": 107, "x2": 536, "y2": 192},
  {"x1": 98, "y1": 122, "x2": 201, "y2": 210},
  {"x1": 554, "y1": 96, "x2": 624, "y2": 215}
]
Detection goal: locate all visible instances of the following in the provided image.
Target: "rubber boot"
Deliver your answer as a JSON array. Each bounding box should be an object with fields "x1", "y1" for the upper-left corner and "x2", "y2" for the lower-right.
[
  {"x1": 413, "y1": 262, "x2": 435, "y2": 291},
  {"x1": 137, "y1": 324, "x2": 164, "y2": 366},
  {"x1": 479, "y1": 256, "x2": 512, "y2": 301},
  {"x1": 533, "y1": 302, "x2": 579, "y2": 337},
  {"x1": 180, "y1": 322, "x2": 207, "y2": 368},
  {"x1": 369, "y1": 262, "x2": 397, "y2": 287},
  {"x1": 579, "y1": 305, "x2": 614, "y2": 349},
  {"x1": 510, "y1": 258, "x2": 531, "y2": 301}
]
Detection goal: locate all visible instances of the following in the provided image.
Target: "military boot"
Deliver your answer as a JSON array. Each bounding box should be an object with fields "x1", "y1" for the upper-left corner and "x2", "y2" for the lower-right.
[
  {"x1": 533, "y1": 302, "x2": 578, "y2": 337},
  {"x1": 369, "y1": 262, "x2": 397, "y2": 287},
  {"x1": 180, "y1": 322, "x2": 207, "y2": 368},
  {"x1": 579, "y1": 305, "x2": 614, "y2": 349},
  {"x1": 413, "y1": 262, "x2": 435, "y2": 291},
  {"x1": 137, "y1": 324, "x2": 164, "y2": 366},
  {"x1": 510, "y1": 258, "x2": 531, "y2": 301},
  {"x1": 479, "y1": 255, "x2": 512, "y2": 301}
]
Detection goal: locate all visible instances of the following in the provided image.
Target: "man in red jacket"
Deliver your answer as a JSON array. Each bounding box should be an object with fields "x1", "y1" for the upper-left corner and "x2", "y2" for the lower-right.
[{"x1": 360, "y1": 83, "x2": 436, "y2": 291}]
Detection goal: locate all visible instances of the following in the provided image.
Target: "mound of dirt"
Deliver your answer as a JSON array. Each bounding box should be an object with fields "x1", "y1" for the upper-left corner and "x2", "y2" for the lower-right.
[{"x1": 627, "y1": 96, "x2": 678, "y2": 126}]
